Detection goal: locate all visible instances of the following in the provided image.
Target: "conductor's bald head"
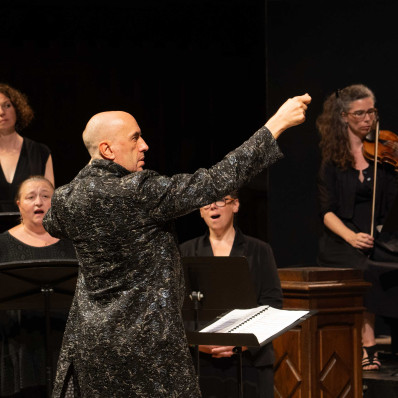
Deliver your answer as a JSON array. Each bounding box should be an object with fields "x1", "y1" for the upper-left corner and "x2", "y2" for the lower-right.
[
  {"x1": 82, "y1": 111, "x2": 130, "y2": 158},
  {"x1": 82, "y1": 111, "x2": 149, "y2": 173}
]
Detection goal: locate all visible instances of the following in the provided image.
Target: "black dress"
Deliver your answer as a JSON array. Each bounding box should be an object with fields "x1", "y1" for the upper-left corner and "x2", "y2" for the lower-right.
[
  {"x1": 42, "y1": 125, "x2": 283, "y2": 398},
  {"x1": 0, "y1": 137, "x2": 51, "y2": 233},
  {"x1": 317, "y1": 162, "x2": 396, "y2": 269},
  {"x1": 317, "y1": 161, "x2": 398, "y2": 317},
  {"x1": 0, "y1": 137, "x2": 51, "y2": 232},
  {"x1": 0, "y1": 232, "x2": 76, "y2": 397},
  {"x1": 180, "y1": 228, "x2": 283, "y2": 398}
]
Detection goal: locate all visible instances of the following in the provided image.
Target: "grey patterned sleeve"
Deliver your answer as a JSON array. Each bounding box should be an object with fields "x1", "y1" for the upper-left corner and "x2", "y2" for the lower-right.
[
  {"x1": 43, "y1": 190, "x2": 69, "y2": 240},
  {"x1": 123, "y1": 125, "x2": 283, "y2": 221}
]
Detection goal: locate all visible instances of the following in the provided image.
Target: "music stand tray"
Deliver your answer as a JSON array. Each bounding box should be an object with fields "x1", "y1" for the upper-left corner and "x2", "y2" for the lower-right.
[
  {"x1": 182, "y1": 256, "x2": 257, "y2": 322},
  {"x1": 182, "y1": 256, "x2": 262, "y2": 398},
  {"x1": 0, "y1": 259, "x2": 78, "y2": 397}
]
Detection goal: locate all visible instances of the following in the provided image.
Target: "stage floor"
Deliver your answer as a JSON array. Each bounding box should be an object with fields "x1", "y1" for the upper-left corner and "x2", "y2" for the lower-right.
[{"x1": 363, "y1": 352, "x2": 398, "y2": 398}]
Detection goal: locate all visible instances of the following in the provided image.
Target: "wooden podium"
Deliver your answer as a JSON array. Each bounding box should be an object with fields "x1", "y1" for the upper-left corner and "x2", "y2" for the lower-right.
[{"x1": 273, "y1": 267, "x2": 370, "y2": 398}]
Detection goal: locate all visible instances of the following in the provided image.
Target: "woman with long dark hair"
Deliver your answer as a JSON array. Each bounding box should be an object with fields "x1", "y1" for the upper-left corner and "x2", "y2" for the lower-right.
[{"x1": 316, "y1": 84, "x2": 397, "y2": 371}]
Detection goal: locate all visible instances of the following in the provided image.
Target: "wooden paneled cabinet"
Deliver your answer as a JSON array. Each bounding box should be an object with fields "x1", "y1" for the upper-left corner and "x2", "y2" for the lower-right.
[{"x1": 273, "y1": 267, "x2": 370, "y2": 398}]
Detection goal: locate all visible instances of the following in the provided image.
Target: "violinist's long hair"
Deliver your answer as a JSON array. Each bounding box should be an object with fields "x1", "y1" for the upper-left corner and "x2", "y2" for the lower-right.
[{"x1": 317, "y1": 84, "x2": 375, "y2": 170}]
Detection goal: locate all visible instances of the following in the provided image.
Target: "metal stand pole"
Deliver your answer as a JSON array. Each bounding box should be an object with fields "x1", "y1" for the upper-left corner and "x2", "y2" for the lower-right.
[
  {"x1": 42, "y1": 286, "x2": 54, "y2": 398},
  {"x1": 234, "y1": 346, "x2": 244, "y2": 398},
  {"x1": 190, "y1": 291, "x2": 204, "y2": 376}
]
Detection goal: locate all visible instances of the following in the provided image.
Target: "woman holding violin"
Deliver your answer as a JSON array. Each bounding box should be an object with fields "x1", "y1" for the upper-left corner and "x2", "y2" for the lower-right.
[{"x1": 316, "y1": 84, "x2": 397, "y2": 371}]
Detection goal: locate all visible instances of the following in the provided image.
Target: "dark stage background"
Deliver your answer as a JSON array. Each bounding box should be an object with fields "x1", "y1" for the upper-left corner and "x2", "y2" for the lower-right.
[{"x1": 1, "y1": 1, "x2": 398, "y2": 267}]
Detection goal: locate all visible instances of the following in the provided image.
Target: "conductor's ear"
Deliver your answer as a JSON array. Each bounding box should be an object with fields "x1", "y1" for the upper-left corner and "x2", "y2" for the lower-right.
[{"x1": 99, "y1": 141, "x2": 115, "y2": 160}]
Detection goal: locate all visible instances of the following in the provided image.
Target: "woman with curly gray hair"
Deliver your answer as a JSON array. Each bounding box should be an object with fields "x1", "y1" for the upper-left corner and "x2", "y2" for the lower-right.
[
  {"x1": 0, "y1": 83, "x2": 54, "y2": 217},
  {"x1": 316, "y1": 84, "x2": 397, "y2": 371}
]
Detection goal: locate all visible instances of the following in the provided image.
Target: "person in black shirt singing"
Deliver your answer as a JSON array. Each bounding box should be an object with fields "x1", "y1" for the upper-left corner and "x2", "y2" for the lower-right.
[{"x1": 180, "y1": 191, "x2": 282, "y2": 398}]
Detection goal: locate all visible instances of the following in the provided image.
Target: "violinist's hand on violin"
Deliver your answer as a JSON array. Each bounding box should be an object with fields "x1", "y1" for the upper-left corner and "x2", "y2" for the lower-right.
[
  {"x1": 346, "y1": 231, "x2": 374, "y2": 250},
  {"x1": 265, "y1": 93, "x2": 312, "y2": 139}
]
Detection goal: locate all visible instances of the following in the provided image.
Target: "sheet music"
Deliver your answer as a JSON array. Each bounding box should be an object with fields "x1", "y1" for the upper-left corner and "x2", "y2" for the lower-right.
[
  {"x1": 233, "y1": 307, "x2": 309, "y2": 343},
  {"x1": 200, "y1": 306, "x2": 269, "y2": 333},
  {"x1": 200, "y1": 306, "x2": 309, "y2": 344}
]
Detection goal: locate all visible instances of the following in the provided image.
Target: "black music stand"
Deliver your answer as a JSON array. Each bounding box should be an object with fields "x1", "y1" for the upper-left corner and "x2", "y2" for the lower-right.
[
  {"x1": 0, "y1": 259, "x2": 78, "y2": 398},
  {"x1": 182, "y1": 256, "x2": 259, "y2": 398}
]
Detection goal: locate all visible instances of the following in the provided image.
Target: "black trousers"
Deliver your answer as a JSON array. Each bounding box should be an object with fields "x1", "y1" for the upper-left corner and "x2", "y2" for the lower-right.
[{"x1": 198, "y1": 354, "x2": 274, "y2": 398}]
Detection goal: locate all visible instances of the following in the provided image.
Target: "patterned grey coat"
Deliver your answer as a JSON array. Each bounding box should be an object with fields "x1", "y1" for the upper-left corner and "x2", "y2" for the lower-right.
[{"x1": 43, "y1": 126, "x2": 283, "y2": 397}]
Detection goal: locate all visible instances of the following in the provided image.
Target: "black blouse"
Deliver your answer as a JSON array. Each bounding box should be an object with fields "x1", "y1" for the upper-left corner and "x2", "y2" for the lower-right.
[
  {"x1": 180, "y1": 228, "x2": 283, "y2": 310},
  {"x1": 318, "y1": 161, "x2": 397, "y2": 234},
  {"x1": 0, "y1": 231, "x2": 76, "y2": 262},
  {"x1": 180, "y1": 228, "x2": 283, "y2": 367}
]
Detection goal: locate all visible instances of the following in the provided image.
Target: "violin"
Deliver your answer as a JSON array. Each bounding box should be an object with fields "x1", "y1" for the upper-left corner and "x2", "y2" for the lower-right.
[
  {"x1": 363, "y1": 129, "x2": 398, "y2": 170},
  {"x1": 363, "y1": 123, "x2": 398, "y2": 238}
]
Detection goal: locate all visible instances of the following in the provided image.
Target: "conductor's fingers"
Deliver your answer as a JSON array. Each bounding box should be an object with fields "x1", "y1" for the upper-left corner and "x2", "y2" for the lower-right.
[{"x1": 296, "y1": 93, "x2": 312, "y2": 104}]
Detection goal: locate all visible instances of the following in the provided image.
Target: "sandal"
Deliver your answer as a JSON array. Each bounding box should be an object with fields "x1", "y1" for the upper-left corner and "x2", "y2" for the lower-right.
[{"x1": 362, "y1": 345, "x2": 381, "y2": 371}]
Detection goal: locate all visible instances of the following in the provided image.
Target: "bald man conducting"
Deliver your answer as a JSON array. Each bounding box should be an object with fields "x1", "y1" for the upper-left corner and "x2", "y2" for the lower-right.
[{"x1": 43, "y1": 94, "x2": 311, "y2": 398}]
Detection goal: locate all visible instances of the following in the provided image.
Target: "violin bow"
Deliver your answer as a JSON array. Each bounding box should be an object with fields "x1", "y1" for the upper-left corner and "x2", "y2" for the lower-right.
[{"x1": 370, "y1": 117, "x2": 380, "y2": 238}]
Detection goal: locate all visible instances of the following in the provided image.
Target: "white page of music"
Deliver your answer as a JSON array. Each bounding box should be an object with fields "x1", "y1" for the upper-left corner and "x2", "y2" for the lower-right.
[
  {"x1": 200, "y1": 306, "x2": 309, "y2": 343},
  {"x1": 200, "y1": 306, "x2": 268, "y2": 334}
]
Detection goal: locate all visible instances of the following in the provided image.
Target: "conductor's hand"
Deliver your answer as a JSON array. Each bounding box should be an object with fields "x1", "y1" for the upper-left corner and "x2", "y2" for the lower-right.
[
  {"x1": 198, "y1": 345, "x2": 248, "y2": 358},
  {"x1": 265, "y1": 93, "x2": 312, "y2": 139}
]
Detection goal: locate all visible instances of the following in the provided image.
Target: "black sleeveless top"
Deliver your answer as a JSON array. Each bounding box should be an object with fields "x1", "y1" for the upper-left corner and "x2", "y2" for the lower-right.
[{"x1": 0, "y1": 137, "x2": 51, "y2": 212}]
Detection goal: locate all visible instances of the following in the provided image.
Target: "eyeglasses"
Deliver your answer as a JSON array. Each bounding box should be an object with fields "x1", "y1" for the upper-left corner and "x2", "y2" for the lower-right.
[
  {"x1": 344, "y1": 108, "x2": 378, "y2": 121},
  {"x1": 202, "y1": 198, "x2": 235, "y2": 210}
]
